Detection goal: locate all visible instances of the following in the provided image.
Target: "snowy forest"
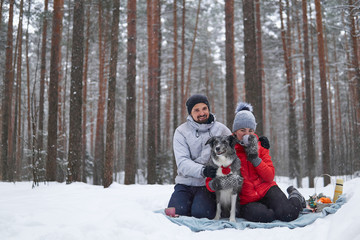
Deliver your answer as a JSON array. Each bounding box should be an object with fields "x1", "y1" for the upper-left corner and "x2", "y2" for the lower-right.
[{"x1": 0, "y1": 0, "x2": 359, "y2": 188}]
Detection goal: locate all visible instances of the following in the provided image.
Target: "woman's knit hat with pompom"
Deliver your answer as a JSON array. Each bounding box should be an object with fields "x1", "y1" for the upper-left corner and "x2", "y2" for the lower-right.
[{"x1": 232, "y1": 102, "x2": 257, "y2": 132}]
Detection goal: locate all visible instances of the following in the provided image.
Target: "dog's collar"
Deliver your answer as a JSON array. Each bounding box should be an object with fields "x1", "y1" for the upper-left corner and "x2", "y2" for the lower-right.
[{"x1": 221, "y1": 165, "x2": 231, "y2": 175}]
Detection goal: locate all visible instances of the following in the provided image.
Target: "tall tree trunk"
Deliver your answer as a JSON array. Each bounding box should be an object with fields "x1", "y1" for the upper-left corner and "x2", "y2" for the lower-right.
[
  {"x1": 82, "y1": 0, "x2": 91, "y2": 183},
  {"x1": 125, "y1": 0, "x2": 137, "y2": 185},
  {"x1": 255, "y1": 0, "x2": 265, "y2": 134},
  {"x1": 156, "y1": 0, "x2": 162, "y2": 160},
  {"x1": 225, "y1": 0, "x2": 235, "y2": 128},
  {"x1": 308, "y1": 2, "x2": 316, "y2": 128},
  {"x1": 57, "y1": 0, "x2": 72, "y2": 175},
  {"x1": 348, "y1": 0, "x2": 360, "y2": 171},
  {"x1": 104, "y1": 0, "x2": 120, "y2": 188},
  {"x1": 289, "y1": 0, "x2": 301, "y2": 187},
  {"x1": 280, "y1": 0, "x2": 301, "y2": 186},
  {"x1": 164, "y1": 76, "x2": 173, "y2": 152},
  {"x1": 243, "y1": 0, "x2": 263, "y2": 135},
  {"x1": 1, "y1": 0, "x2": 15, "y2": 181},
  {"x1": 180, "y1": 0, "x2": 186, "y2": 120},
  {"x1": 38, "y1": 0, "x2": 49, "y2": 156},
  {"x1": 172, "y1": 0, "x2": 178, "y2": 182},
  {"x1": 0, "y1": 0, "x2": 4, "y2": 27},
  {"x1": 141, "y1": 73, "x2": 146, "y2": 162},
  {"x1": 302, "y1": 0, "x2": 315, "y2": 187},
  {"x1": 25, "y1": 0, "x2": 33, "y2": 182},
  {"x1": 147, "y1": 0, "x2": 158, "y2": 184},
  {"x1": 15, "y1": 0, "x2": 24, "y2": 181},
  {"x1": 184, "y1": 0, "x2": 201, "y2": 99},
  {"x1": 342, "y1": 11, "x2": 354, "y2": 173},
  {"x1": 9, "y1": 4, "x2": 24, "y2": 179},
  {"x1": 332, "y1": 35, "x2": 344, "y2": 174},
  {"x1": 67, "y1": 0, "x2": 84, "y2": 184},
  {"x1": 93, "y1": 1, "x2": 107, "y2": 185},
  {"x1": 314, "y1": 0, "x2": 330, "y2": 186},
  {"x1": 47, "y1": 0, "x2": 64, "y2": 181}
]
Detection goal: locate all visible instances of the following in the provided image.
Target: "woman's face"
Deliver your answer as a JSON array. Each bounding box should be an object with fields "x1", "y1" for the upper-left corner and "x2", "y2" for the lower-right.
[{"x1": 233, "y1": 128, "x2": 254, "y2": 141}]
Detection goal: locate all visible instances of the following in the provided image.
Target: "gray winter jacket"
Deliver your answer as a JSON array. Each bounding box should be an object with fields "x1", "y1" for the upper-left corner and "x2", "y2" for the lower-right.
[{"x1": 173, "y1": 114, "x2": 231, "y2": 186}]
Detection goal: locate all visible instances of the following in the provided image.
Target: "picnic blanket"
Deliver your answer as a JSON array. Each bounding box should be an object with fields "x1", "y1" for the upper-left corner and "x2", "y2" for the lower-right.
[{"x1": 156, "y1": 195, "x2": 346, "y2": 232}]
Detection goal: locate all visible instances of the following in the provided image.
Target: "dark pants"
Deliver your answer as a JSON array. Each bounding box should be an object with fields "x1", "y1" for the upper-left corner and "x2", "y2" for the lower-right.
[
  {"x1": 237, "y1": 185, "x2": 303, "y2": 222},
  {"x1": 168, "y1": 184, "x2": 216, "y2": 219}
]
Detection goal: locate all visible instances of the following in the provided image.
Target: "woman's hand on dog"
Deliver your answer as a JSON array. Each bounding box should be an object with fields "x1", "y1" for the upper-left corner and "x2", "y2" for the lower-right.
[{"x1": 209, "y1": 175, "x2": 243, "y2": 191}]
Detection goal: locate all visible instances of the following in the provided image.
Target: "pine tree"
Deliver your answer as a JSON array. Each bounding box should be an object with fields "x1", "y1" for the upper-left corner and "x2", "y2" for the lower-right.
[
  {"x1": 67, "y1": 0, "x2": 85, "y2": 183},
  {"x1": 104, "y1": 0, "x2": 120, "y2": 188},
  {"x1": 47, "y1": 0, "x2": 64, "y2": 181}
]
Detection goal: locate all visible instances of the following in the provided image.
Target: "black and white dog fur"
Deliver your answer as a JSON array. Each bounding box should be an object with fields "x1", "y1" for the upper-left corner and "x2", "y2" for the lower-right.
[{"x1": 205, "y1": 135, "x2": 243, "y2": 222}]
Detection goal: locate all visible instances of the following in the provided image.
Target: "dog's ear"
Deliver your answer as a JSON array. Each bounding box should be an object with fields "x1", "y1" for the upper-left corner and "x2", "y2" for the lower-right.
[
  {"x1": 228, "y1": 135, "x2": 238, "y2": 148},
  {"x1": 205, "y1": 137, "x2": 215, "y2": 146}
]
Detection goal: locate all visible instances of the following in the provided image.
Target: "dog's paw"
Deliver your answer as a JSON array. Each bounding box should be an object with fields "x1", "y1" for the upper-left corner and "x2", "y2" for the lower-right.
[
  {"x1": 214, "y1": 214, "x2": 221, "y2": 221},
  {"x1": 229, "y1": 217, "x2": 236, "y2": 223}
]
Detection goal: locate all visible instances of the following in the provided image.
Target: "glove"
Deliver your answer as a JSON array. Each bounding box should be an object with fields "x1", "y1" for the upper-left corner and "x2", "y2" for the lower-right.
[
  {"x1": 208, "y1": 177, "x2": 222, "y2": 191},
  {"x1": 209, "y1": 175, "x2": 243, "y2": 191},
  {"x1": 259, "y1": 136, "x2": 270, "y2": 149},
  {"x1": 203, "y1": 165, "x2": 217, "y2": 178},
  {"x1": 244, "y1": 135, "x2": 262, "y2": 167}
]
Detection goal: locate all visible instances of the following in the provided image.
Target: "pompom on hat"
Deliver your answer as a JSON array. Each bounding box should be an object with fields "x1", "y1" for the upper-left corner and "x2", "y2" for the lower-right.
[
  {"x1": 186, "y1": 94, "x2": 210, "y2": 115},
  {"x1": 232, "y1": 102, "x2": 257, "y2": 132}
]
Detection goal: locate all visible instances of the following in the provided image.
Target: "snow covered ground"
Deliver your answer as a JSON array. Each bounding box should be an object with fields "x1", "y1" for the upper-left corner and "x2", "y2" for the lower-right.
[{"x1": 1, "y1": 177, "x2": 359, "y2": 240}]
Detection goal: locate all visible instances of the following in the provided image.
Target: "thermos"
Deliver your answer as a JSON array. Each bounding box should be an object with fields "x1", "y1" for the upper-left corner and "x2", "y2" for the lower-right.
[{"x1": 333, "y1": 179, "x2": 344, "y2": 203}]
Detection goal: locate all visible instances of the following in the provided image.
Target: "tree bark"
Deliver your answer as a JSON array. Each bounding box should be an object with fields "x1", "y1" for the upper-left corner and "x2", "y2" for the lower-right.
[
  {"x1": 180, "y1": 0, "x2": 186, "y2": 120},
  {"x1": 93, "y1": 1, "x2": 107, "y2": 185},
  {"x1": 1, "y1": 0, "x2": 15, "y2": 181},
  {"x1": 0, "y1": 0, "x2": 4, "y2": 27},
  {"x1": 225, "y1": 0, "x2": 235, "y2": 128},
  {"x1": 255, "y1": 0, "x2": 265, "y2": 134},
  {"x1": 38, "y1": 0, "x2": 49, "y2": 156},
  {"x1": 147, "y1": 0, "x2": 159, "y2": 184},
  {"x1": 184, "y1": 0, "x2": 201, "y2": 99},
  {"x1": 125, "y1": 0, "x2": 137, "y2": 185},
  {"x1": 25, "y1": 0, "x2": 34, "y2": 182},
  {"x1": 302, "y1": 0, "x2": 316, "y2": 187},
  {"x1": 67, "y1": 0, "x2": 84, "y2": 183},
  {"x1": 172, "y1": 0, "x2": 178, "y2": 182},
  {"x1": 82, "y1": 0, "x2": 91, "y2": 183},
  {"x1": 47, "y1": 0, "x2": 64, "y2": 181},
  {"x1": 104, "y1": 0, "x2": 120, "y2": 188},
  {"x1": 156, "y1": 0, "x2": 162, "y2": 159},
  {"x1": 280, "y1": 0, "x2": 301, "y2": 186},
  {"x1": 243, "y1": 0, "x2": 263, "y2": 135},
  {"x1": 314, "y1": 0, "x2": 331, "y2": 186},
  {"x1": 348, "y1": 0, "x2": 360, "y2": 171},
  {"x1": 15, "y1": 0, "x2": 24, "y2": 181}
]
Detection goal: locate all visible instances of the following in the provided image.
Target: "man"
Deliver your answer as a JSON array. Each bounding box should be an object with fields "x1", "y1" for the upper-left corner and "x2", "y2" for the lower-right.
[{"x1": 167, "y1": 94, "x2": 232, "y2": 219}]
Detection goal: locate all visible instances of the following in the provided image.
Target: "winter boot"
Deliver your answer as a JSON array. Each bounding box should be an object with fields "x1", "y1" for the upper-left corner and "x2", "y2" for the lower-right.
[{"x1": 287, "y1": 186, "x2": 306, "y2": 208}]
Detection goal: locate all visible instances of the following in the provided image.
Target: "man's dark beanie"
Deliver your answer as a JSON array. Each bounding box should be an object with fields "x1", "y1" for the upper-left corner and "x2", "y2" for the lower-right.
[{"x1": 186, "y1": 94, "x2": 210, "y2": 115}]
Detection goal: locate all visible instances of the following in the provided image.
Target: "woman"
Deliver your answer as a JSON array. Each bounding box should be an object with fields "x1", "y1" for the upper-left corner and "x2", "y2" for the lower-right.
[{"x1": 206, "y1": 102, "x2": 306, "y2": 222}]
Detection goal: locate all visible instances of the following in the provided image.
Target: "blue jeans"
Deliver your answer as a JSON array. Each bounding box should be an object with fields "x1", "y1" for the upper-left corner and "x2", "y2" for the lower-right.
[{"x1": 168, "y1": 184, "x2": 216, "y2": 219}]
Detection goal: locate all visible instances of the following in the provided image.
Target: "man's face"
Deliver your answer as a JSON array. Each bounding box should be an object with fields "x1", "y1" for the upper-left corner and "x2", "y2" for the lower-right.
[{"x1": 190, "y1": 103, "x2": 209, "y2": 123}]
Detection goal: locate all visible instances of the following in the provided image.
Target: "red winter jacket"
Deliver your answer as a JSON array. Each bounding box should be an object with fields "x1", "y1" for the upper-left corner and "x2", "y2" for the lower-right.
[{"x1": 206, "y1": 134, "x2": 277, "y2": 205}]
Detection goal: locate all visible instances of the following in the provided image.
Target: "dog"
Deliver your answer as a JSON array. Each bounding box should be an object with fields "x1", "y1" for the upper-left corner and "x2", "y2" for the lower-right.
[{"x1": 205, "y1": 135, "x2": 243, "y2": 222}]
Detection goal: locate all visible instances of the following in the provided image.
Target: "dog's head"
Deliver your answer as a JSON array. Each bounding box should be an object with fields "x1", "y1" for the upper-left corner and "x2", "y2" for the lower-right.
[{"x1": 205, "y1": 135, "x2": 238, "y2": 156}]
